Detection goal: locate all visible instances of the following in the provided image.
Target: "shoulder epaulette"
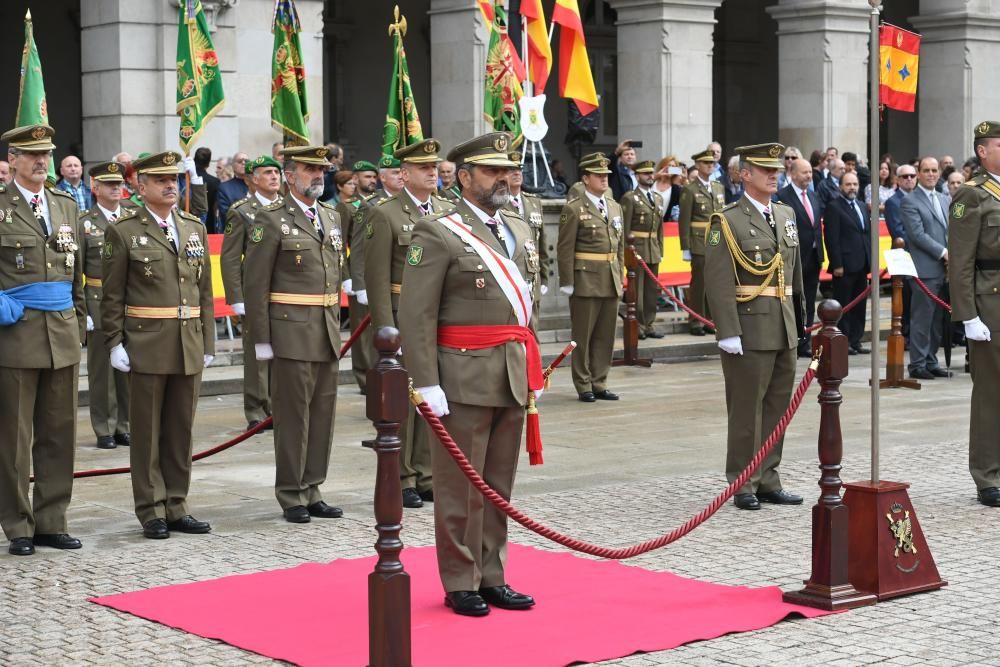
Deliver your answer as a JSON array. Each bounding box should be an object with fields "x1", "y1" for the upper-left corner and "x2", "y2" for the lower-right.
[
  {"x1": 772, "y1": 200, "x2": 793, "y2": 212},
  {"x1": 231, "y1": 195, "x2": 252, "y2": 209},
  {"x1": 566, "y1": 196, "x2": 580, "y2": 204},
  {"x1": 176, "y1": 209, "x2": 202, "y2": 222},
  {"x1": 79, "y1": 209, "x2": 93, "y2": 219},
  {"x1": 48, "y1": 187, "x2": 74, "y2": 200},
  {"x1": 318, "y1": 199, "x2": 337, "y2": 211},
  {"x1": 117, "y1": 208, "x2": 139, "y2": 222},
  {"x1": 262, "y1": 199, "x2": 284, "y2": 211},
  {"x1": 375, "y1": 195, "x2": 395, "y2": 207},
  {"x1": 720, "y1": 201, "x2": 740, "y2": 213},
  {"x1": 522, "y1": 191, "x2": 539, "y2": 200},
  {"x1": 362, "y1": 192, "x2": 377, "y2": 202}
]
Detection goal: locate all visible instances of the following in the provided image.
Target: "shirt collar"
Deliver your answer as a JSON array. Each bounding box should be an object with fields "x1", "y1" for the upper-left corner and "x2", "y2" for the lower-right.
[
  {"x1": 255, "y1": 191, "x2": 278, "y2": 207},
  {"x1": 917, "y1": 184, "x2": 937, "y2": 198},
  {"x1": 405, "y1": 187, "x2": 431, "y2": 210},
  {"x1": 149, "y1": 208, "x2": 175, "y2": 229},
  {"x1": 584, "y1": 190, "x2": 605, "y2": 209},
  {"x1": 696, "y1": 176, "x2": 711, "y2": 188},
  {"x1": 743, "y1": 193, "x2": 770, "y2": 217},
  {"x1": 14, "y1": 179, "x2": 44, "y2": 203},
  {"x1": 989, "y1": 171, "x2": 1000, "y2": 184},
  {"x1": 462, "y1": 198, "x2": 500, "y2": 224},
  {"x1": 288, "y1": 192, "x2": 316, "y2": 216},
  {"x1": 791, "y1": 182, "x2": 808, "y2": 198},
  {"x1": 97, "y1": 203, "x2": 121, "y2": 220}
]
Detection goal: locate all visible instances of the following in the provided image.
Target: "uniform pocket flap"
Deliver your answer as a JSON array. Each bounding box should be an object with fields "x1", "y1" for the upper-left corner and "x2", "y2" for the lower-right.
[
  {"x1": 975, "y1": 271, "x2": 1000, "y2": 295},
  {"x1": 125, "y1": 318, "x2": 163, "y2": 332},
  {"x1": 129, "y1": 250, "x2": 163, "y2": 262},
  {"x1": 457, "y1": 256, "x2": 485, "y2": 272},
  {"x1": 739, "y1": 238, "x2": 770, "y2": 253},
  {"x1": 1, "y1": 235, "x2": 37, "y2": 248},
  {"x1": 281, "y1": 238, "x2": 311, "y2": 251}
]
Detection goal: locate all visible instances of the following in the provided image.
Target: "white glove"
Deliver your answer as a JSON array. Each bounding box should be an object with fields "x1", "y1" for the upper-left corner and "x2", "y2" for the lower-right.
[
  {"x1": 718, "y1": 336, "x2": 744, "y2": 355},
  {"x1": 86, "y1": 315, "x2": 94, "y2": 332},
  {"x1": 682, "y1": 250, "x2": 692, "y2": 262},
  {"x1": 964, "y1": 317, "x2": 992, "y2": 342},
  {"x1": 533, "y1": 388, "x2": 544, "y2": 400},
  {"x1": 110, "y1": 343, "x2": 131, "y2": 372},
  {"x1": 203, "y1": 354, "x2": 214, "y2": 368},
  {"x1": 255, "y1": 343, "x2": 275, "y2": 360},
  {"x1": 560, "y1": 285, "x2": 574, "y2": 296},
  {"x1": 342, "y1": 279, "x2": 354, "y2": 296},
  {"x1": 417, "y1": 385, "x2": 450, "y2": 417},
  {"x1": 356, "y1": 289, "x2": 368, "y2": 305},
  {"x1": 540, "y1": 284, "x2": 549, "y2": 296},
  {"x1": 231, "y1": 302, "x2": 246, "y2": 317}
]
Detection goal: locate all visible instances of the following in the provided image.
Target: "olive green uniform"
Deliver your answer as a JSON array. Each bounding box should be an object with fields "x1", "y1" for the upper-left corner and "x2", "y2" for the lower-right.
[
  {"x1": 505, "y1": 191, "x2": 549, "y2": 305},
  {"x1": 679, "y1": 177, "x2": 726, "y2": 332},
  {"x1": 620, "y1": 187, "x2": 665, "y2": 335},
  {"x1": 335, "y1": 194, "x2": 376, "y2": 393}
]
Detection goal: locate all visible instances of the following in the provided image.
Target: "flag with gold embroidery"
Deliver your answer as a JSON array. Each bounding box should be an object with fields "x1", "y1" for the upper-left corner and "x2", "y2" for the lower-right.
[
  {"x1": 271, "y1": 0, "x2": 310, "y2": 145},
  {"x1": 16, "y1": 10, "x2": 56, "y2": 184},
  {"x1": 483, "y1": 2, "x2": 524, "y2": 146},
  {"x1": 382, "y1": 5, "x2": 424, "y2": 158},
  {"x1": 176, "y1": 0, "x2": 225, "y2": 154},
  {"x1": 879, "y1": 24, "x2": 920, "y2": 113}
]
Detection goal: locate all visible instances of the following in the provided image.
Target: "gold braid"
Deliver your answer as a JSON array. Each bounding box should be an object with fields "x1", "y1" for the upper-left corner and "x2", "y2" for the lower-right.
[{"x1": 710, "y1": 212, "x2": 785, "y2": 303}]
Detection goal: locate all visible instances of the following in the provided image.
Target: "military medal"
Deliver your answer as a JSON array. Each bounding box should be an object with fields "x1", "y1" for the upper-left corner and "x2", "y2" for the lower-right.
[
  {"x1": 784, "y1": 220, "x2": 798, "y2": 243},
  {"x1": 2, "y1": 209, "x2": 11, "y2": 224},
  {"x1": 330, "y1": 228, "x2": 343, "y2": 252},
  {"x1": 475, "y1": 277, "x2": 486, "y2": 289},
  {"x1": 295, "y1": 254, "x2": 302, "y2": 267},
  {"x1": 139, "y1": 236, "x2": 148, "y2": 246},
  {"x1": 83, "y1": 220, "x2": 92, "y2": 233},
  {"x1": 15, "y1": 252, "x2": 24, "y2": 270},
  {"x1": 281, "y1": 223, "x2": 290, "y2": 235},
  {"x1": 292, "y1": 228, "x2": 299, "y2": 236},
  {"x1": 144, "y1": 265, "x2": 153, "y2": 278},
  {"x1": 612, "y1": 216, "x2": 623, "y2": 233}
]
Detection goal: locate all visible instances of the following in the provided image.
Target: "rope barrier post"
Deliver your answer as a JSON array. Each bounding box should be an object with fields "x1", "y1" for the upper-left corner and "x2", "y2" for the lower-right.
[
  {"x1": 613, "y1": 234, "x2": 652, "y2": 368},
  {"x1": 783, "y1": 300, "x2": 877, "y2": 611},
  {"x1": 880, "y1": 238, "x2": 920, "y2": 390},
  {"x1": 365, "y1": 327, "x2": 411, "y2": 667}
]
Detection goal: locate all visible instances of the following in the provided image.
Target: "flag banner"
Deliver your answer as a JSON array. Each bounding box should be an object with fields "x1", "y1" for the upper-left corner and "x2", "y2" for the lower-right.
[
  {"x1": 484, "y1": 2, "x2": 524, "y2": 145},
  {"x1": 879, "y1": 23, "x2": 920, "y2": 113},
  {"x1": 382, "y1": 6, "x2": 424, "y2": 158},
  {"x1": 521, "y1": 0, "x2": 553, "y2": 93},
  {"x1": 552, "y1": 0, "x2": 599, "y2": 116},
  {"x1": 176, "y1": 0, "x2": 225, "y2": 154},
  {"x1": 16, "y1": 10, "x2": 56, "y2": 183},
  {"x1": 271, "y1": 0, "x2": 310, "y2": 145}
]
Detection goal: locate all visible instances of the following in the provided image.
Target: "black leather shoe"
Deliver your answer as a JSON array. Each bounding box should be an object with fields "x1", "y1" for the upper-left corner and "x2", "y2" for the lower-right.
[
  {"x1": 929, "y1": 367, "x2": 953, "y2": 378},
  {"x1": 847, "y1": 347, "x2": 858, "y2": 356},
  {"x1": 142, "y1": 518, "x2": 170, "y2": 539},
  {"x1": 851, "y1": 345, "x2": 870, "y2": 354},
  {"x1": 283, "y1": 506, "x2": 311, "y2": 523},
  {"x1": 96, "y1": 435, "x2": 116, "y2": 449},
  {"x1": 689, "y1": 328, "x2": 706, "y2": 337},
  {"x1": 578, "y1": 392, "x2": 596, "y2": 403},
  {"x1": 733, "y1": 493, "x2": 760, "y2": 510},
  {"x1": 444, "y1": 591, "x2": 490, "y2": 617},
  {"x1": 479, "y1": 584, "x2": 535, "y2": 610},
  {"x1": 977, "y1": 487, "x2": 1000, "y2": 507},
  {"x1": 248, "y1": 420, "x2": 263, "y2": 431},
  {"x1": 418, "y1": 489, "x2": 434, "y2": 503},
  {"x1": 402, "y1": 487, "x2": 424, "y2": 508},
  {"x1": 114, "y1": 432, "x2": 131, "y2": 447},
  {"x1": 33, "y1": 533, "x2": 82, "y2": 549},
  {"x1": 637, "y1": 332, "x2": 646, "y2": 340},
  {"x1": 262, "y1": 419, "x2": 274, "y2": 430},
  {"x1": 8, "y1": 537, "x2": 34, "y2": 556},
  {"x1": 307, "y1": 501, "x2": 343, "y2": 518},
  {"x1": 910, "y1": 368, "x2": 935, "y2": 380},
  {"x1": 594, "y1": 390, "x2": 619, "y2": 401},
  {"x1": 757, "y1": 489, "x2": 803, "y2": 505},
  {"x1": 646, "y1": 330, "x2": 664, "y2": 339},
  {"x1": 167, "y1": 515, "x2": 211, "y2": 534}
]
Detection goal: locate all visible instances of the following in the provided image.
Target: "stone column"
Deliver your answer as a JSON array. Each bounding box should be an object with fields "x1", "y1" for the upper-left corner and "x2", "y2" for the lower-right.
[
  {"x1": 910, "y1": 0, "x2": 1000, "y2": 158},
  {"x1": 766, "y1": 0, "x2": 870, "y2": 155},
  {"x1": 608, "y1": 0, "x2": 722, "y2": 161},
  {"x1": 428, "y1": 0, "x2": 487, "y2": 150}
]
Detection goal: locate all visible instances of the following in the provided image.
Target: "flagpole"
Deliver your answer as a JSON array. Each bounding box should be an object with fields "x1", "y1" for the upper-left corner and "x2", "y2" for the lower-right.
[{"x1": 868, "y1": 0, "x2": 881, "y2": 485}]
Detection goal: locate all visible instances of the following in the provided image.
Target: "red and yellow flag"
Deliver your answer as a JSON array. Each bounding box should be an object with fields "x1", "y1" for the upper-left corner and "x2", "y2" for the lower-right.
[
  {"x1": 879, "y1": 24, "x2": 920, "y2": 112},
  {"x1": 521, "y1": 0, "x2": 552, "y2": 93},
  {"x1": 552, "y1": 0, "x2": 598, "y2": 116}
]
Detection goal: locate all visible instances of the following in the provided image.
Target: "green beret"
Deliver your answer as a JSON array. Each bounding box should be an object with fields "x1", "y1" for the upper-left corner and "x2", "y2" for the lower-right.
[
  {"x1": 352, "y1": 160, "x2": 378, "y2": 173},
  {"x1": 247, "y1": 155, "x2": 281, "y2": 173},
  {"x1": 379, "y1": 155, "x2": 401, "y2": 169}
]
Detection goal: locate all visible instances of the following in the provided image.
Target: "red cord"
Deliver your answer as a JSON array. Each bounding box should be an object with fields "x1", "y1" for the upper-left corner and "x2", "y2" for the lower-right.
[{"x1": 911, "y1": 276, "x2": 953, "y2": 313}]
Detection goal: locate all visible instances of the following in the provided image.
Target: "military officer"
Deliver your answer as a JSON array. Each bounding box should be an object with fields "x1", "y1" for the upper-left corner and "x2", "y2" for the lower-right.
[
  {"x1": 377, "y1": 155, "x2": 404, "y2": 201},
  {"x1": 680, "y1": 149, "x2": 726, "y2": 335},
  {"x1": 620, "y1": 160, "x2": 665, "y2": 338},
  {"x1": 505, "y1": 151, "x2": 549, "y2": 306},
  {"x1": 101, "y1": 151, "x2": 215, "y2": 539},
  {"x1": 365, "y1": 138, "x2": 455, "y2": 509},
  {"x1": 121, "y1": 151, "x2": 210, "y2": 218},
  {"x1": 244, "y1": 145, "x2": 346, "y2": 524},
  {"x1": 0, "y1": 124, "x2": 85, "y2": 556},
  {"x1": 704, "y1": 143, "x2": 805, "y2": 511},
  {"x1": 948, "y1": 120, "x2": 1000, "y2": 507},
  {"x1": 81, "y1": 161, "x2": 131, "y2": 449},
  {"x1": 557, "y1": 152, "x2": 625, "y2": 402},
  {"x1": 398, "y1": 131, "x2": 540, "y2": 617},
  {"x1": 220, "y1": 155, "x2": 283, "y2": 431}
]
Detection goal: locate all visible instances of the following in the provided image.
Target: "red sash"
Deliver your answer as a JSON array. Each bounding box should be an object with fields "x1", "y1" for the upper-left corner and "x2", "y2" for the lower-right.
[{"x1": 437, "y1": 324, "x2": 544, "y2": 391}]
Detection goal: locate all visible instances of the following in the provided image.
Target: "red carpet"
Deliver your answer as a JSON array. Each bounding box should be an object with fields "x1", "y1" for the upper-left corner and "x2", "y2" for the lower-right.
[{"x1": 91, "y1": 544, "x2": 834, "y2": 666}]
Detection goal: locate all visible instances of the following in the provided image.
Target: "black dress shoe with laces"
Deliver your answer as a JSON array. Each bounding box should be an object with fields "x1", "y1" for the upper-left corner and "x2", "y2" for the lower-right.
[
  {"x1": 167, "y1": 515, "x2": 212, "y2": 534},
  {"x1": 479, "y1": 585, "x2": 535, "y2": 610},
  {"x1": 418, "y1": 489, "x2": 434, "y2": 503},
  {"x1": 8, "y1": 537, "x2": 34, "y2": 556},
  {"x1": 283, "y1": 506, "x2": 311, "y2": 523},
  {"x1": 402, "y1": 487, "x2": 424, "y2": 508},
  {"x1": 143, "y1": 518, "x2": 170, "y2": 539},
  {"x1": 910, "y1": 368, "x2": 935, "y2": 380},
  {"x1": 851, "y1": 344, "x2": 870, "y2": 355},
  {"x1": 733, "y1": 493, "x2": 760, "y2": 510},
  {"x1": 646, "y1": 330, "x2": 664, "y2": 339},
  {"x1": 757, "y1": 489, "x2": 803, "y2": 505},
  {"x1": 444, "y1": 591, "x2": 490, "y2": 617},
  {"x1": 929, "y1": 367, "x2": 953, "y2": 378},
  {"x1": 594, "y1": 390, "x2": 619, "y2": 400},
  {"x1": 114, "y1": 432, "x2": 131, "y2": 447},
  {"x1": 578, "y1": 391, "x2": 596, "y2": 403},
  {"x1": 33, "y1": 533, "x2": 82, "y2": 549},
  {"x1": 96, "y1": 435, "x2": 116, "y2": 449},
  {"x1": 307, "y1": 501, "x2": 343, "y2": 518},
  {"x1": 977, "y1": 487, "x2": 1000, "y2": 507}
]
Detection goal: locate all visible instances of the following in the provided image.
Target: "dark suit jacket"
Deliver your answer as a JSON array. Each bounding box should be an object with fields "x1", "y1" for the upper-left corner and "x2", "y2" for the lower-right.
[
  {"x1": 884, "y1": 189, "x2": 908, "y2": 243},
  {"x1": 196, "y1": 168, "x2": 220, "y2": 232},
  {"x1": 777, "y1": 184, "x2": 824, "y2": 266},
  {"x1": 216, "y1": 178, "x2": 249, "y2": 232},
  {"x1": 720, "y1": 170, "x2": 743, "y2": 204},
  {"x1": 608, "y1": 155, "x2": 636, "y2": 201},
  {"x1": 824, "y1": 195, "x2": 871, "y2": 275},
  {"x1": 817, "y1": 175, "x2": 840, "y2": 211}
]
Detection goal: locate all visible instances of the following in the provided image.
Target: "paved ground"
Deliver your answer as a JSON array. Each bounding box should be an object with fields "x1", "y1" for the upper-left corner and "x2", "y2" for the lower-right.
[{"x1": 1, "y1": 336, "x2": 996, "y2": 666}]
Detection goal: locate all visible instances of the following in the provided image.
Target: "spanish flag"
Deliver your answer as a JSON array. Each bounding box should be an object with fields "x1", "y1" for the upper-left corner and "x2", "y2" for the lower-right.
[
  {"x1": 879, "y1": 24, "x2": 920, "y2": 112},
  {"x1": 552, "y1": 0, "x2": 599, "y2": 116},
  {"x1": 521, "y1": 0, "x2": 552, "y2": 93}
]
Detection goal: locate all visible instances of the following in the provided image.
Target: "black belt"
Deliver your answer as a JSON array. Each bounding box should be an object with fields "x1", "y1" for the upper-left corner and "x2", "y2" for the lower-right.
[{"x1": 976, "y1": 260, "x2": 1000, "y2": 270}]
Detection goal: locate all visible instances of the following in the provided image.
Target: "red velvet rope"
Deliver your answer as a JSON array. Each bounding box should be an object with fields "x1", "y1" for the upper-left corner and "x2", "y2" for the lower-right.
[{"x1": 911, "y1": 276, "x2": 953, "y2": 313}]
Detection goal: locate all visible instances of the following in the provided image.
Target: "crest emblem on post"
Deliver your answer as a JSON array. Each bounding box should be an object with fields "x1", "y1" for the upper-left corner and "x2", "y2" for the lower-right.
[{"x1": 886, "y1": 509, "x2": 917, "y2": 558}]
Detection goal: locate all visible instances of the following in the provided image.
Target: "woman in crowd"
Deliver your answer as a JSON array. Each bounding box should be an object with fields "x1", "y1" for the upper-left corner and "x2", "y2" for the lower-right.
[
  {"x1": 652, "y1": 155, "x2": 683, "y2": 220},
  {"x1": 865, "y1": 159, "x2": 896, "y2": 212},
  {"x1": 334, "y1": 169, "x2": 356, "y2": 206}
]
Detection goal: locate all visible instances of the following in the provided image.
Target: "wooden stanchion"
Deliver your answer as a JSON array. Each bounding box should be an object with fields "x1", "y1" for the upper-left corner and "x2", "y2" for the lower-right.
[
  {"x1": 365, "y1": 327, "x2": 411, "y2": 667},
  {"x1": 880, "y1": 238, "x2": 920, "y2": 390},
  {"x1": 783, "y1": 300, "x2": 878, "y2": 611},
  {"x1": 613, "y1": 234, "x2": 652, "y2": 368}
]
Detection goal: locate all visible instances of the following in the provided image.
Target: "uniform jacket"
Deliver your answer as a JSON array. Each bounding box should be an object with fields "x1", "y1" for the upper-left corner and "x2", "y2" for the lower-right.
[
  {"x1": 948, "y1": 173, "x2": 1000, "y2": 323},
  {"x1": 884, "y1": 188, "x2": 908, "y2": 243},
  {"x1": 335, "y1": 193, "x2": 376, "y2": 289},
  {"x1": 679, "y1": 178, "x2": 726, "y2": 254},
  {"x1": 557, "y1": 193, "x2": 625, "y2": 298},
  {"x1": 80, "y1": 206, "x2": 117, "y2": 324},
  {"x1": 216, "y1": 178, "x2": 249, "y2": 231},
  {"x1": 704, "y1": 195, "x2": 805, "y2": 351},
  {"x1": 101, "y1": 206, "x2": 215, "y2": 375},
  {"x1": 901, "y1": 187, "x2": 949, "y2": 280},
  {"x1": 244, "y1": 198, "x2": 344, "y2": 362},
  {"x1": 220, "y1": 193, "x2": 283, "y2": 305},
  {"x1": 0, "y1": 183, "x2": 84, "y2": 369},
  {"x1": 397, "y1": 199, "x2": 538, "y2": 408},
  {"x1": 504, "y1": 192, "x2": 549, "y2": 300},
  {"x1": 776, "y1": 184, "x2": 824, "y2": 267},
  {"x1": 823, "y1": 195, "x2": 871, "y2": 275},
  {"x1": 620, "y1": 186, "x2": 664, "y2": 265}
]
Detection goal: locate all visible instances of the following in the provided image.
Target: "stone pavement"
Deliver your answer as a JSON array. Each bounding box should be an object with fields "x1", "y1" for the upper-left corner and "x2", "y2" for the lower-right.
[{"x1": 2, "y1": 339, "x2": 997, "y2": 666}]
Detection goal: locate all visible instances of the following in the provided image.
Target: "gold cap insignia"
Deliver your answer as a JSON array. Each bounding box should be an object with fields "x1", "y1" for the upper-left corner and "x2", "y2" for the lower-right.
[
  {"x1": 599, "y1": 158, "x2": 609, "y2": 169},
  {"x1": 108, "y1": 163, "x2": 119, "y2": 173},
  {"x1": 978, "y1": 121, "x2": 990, "y2": 135},
  {"x1": 494, "y1": 135, "x2": 509, "y2": 151},
  {"x1": 31, "y1": 127, "x2": 46, "y2": 140},
  {"x1": 769, "y1": 145, "x2": 782, "y2": 158},
  {"x1": 315, "y1": 149, "x2": 324, "y2": 157},
  {"x1": 424, "y1": 142, "x2": 435, "y2": 154},
  {"x1": 163, "y1": 153, "x2": 177, "y2": 165}
]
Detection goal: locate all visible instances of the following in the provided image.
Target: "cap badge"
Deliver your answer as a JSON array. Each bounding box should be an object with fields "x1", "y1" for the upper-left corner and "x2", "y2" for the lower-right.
[
  {"x1": 978, "y1": 121, "x2": 990, "y2": 136},
  {"x1": 163, "y1": 153, "x2": 177, "y2": 165},
  {"x1": 599, "y1": 158, "x2": 609, "y2": 169},
  {"x1": 494, "y1": 135, "x2": 509, "y2": 151},
  {"x1": 31, "y1": 127, "x2": 46, "y2": 140},
  {"x1": 108, "y1": 163, "x2": 119, "y2": 173},
  {"x1": 769, "y1": 145, "x2": 782, "y2": 158},
  {"x1": 315, "y1": 149, "x2": 325, "y2": 157}
]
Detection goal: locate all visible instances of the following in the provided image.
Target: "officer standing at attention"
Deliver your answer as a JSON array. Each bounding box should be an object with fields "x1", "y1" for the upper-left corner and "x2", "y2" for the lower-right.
[
  {"x1": 557, "y1": 152, "x2": 625, "y2": 402},
  {"x1": 101, "y1": 151, "x2": 215, "y2": 539},
  {"x1": 80, "y1": 161, "x2": 131, "y2": 449},
  {"x1": 948, "y1": 120, "x2": 1000, "y2": 508},
  {"x1": 504, "y1": 150, "x2": 549, "y2": 307},
  {"x1": 679, "y1": 149, "x2": 726, "y2": 335},
  {"x1": 620, "y1": 160, "x2": 665, "y2": 339},
  {"x1": 366, "y1": 138, "x2": 454, "y2": 509},
  {"x1": 220, "y1": 155, "x2": 283, "y2": 431},
  {"x1": 398, "y1": 131, "x2": 539, "y2": 617},
  {"x1": 0, "y1": 124, "x2": 85, "y2": 556},
  {"x1": 245, "y1": 145, "x2": 346, "y2": 524},
  {"x1": 704, "y1": 143, "x2": 805, "y2": 511}
]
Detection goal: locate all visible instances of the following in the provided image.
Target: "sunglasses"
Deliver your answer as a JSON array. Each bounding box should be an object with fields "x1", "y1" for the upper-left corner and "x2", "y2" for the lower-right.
[{"x1": 899, "y1": 173, "x2": 916, "y2": 179}]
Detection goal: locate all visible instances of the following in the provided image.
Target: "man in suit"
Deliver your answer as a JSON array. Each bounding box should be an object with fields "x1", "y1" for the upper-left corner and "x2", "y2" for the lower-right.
[
  {"x1": 620, "y1": 160, "x2": 665, "y2": 338},
  {"x1": 81, "y1": 161, "x2": 131, "y2": 449},
  {"x1": 885, "y1": 163, "x2": 918, "y2": 340},
  {"x1": 244, "y1": 145, "x2": 346, "y2": 524},
  {"x1": 823, "y1": 171, "x2": 871, "y2": 354},
  {"x1": 216, "y1": 152, "x2": 250, "y2": 229},
  {"x1": 193, "y1": 147, "x2": 220, "y2": 232},
  {"x1": 777, "y1": 158, "x2": 824, "y2": 357},
  {"x1": 818, "y1": 158, "x2": 845, "y2": 211},
  {"x1": 220, "y1": 155, "x2": 283, "y2": 430},
  {"x1": 0, "y1": 124, "x2": 85, "y2": 556},
  {"x1": 101, "y1": 151, "x2": 215, "y2": 539},
  {"x1": 609, "y1": 140, "x2": 639, "y2": 200},
  {"x1": 704, "y1": 142, "x2": 805, "y2": 511},
  {"x1": 398, "y1": 131, "x2": 540, "y2": 617},
  {"x1": 679, "y1": 150, "x2": 726, "y2": 335},
  {"x1": 901, "y1": 157, "x2": 951, "y2": 380}
]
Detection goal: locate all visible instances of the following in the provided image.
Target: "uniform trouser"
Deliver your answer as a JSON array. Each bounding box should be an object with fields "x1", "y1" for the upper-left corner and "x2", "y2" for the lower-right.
[
  {"x1": 87, "y1": 317, "x2": 130, "y2": 438},
  {"x1": 969, "y1": 337, "x2": 1000, "y2": 490},
  {"x1": 633, "y1": 261, "x2": 661, "y2": 334},
  {"x1": 129, "y1": 371, "x2": 201, "y2": 525},
  {"x1": 348, "y1": 295, "x2": 375, "y2": 393},
  {"x1": 907, "y1": 275, "x2": 945, "y2": 373},
  {"x1": 399, "y1": 404, "x2": 433, "y2": 492},
  {"x1": 687, "y1": 253, "x2": 711, "y2": 330},
  {"x1": 241, "y1": 321, "x2": 271, "y2": 424},
  {"x1": 569, "y1": 295, "x2": 618, "y2": 394},
  {"x1": 0, "y1": 365, "x2": 78, "y2": 540},
  {"x1": 271, "y1": 357, "x2": 338, "y2": 509},
  {"x1": 720, "y1": 348, "x2": 796, "y2": 495},
  {"x1": 430, "y1": 400, "x2": 523, "y2": 592}
]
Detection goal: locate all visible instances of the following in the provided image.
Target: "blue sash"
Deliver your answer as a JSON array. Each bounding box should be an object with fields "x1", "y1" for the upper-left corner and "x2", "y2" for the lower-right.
[{"x1": 0, "y1": 281, "x2": 74, "y2": 326}]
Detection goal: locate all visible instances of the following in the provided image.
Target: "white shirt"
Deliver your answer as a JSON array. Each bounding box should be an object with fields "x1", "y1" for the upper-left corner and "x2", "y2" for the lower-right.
[
  {"x1": 696, "y1": 175, "x2": 712, "y2": 190},
  {"x1": 405, "y1": 187, "x2": 433, "y2": 214},
  {"x1": 14, "y1": 179, "x2": 50, "y2": 234},
  {"x1": 509, "y1": 193, "x2": 522, "y2": 212},
  {"x1": 255, "y1": 191, "x2": 278, "y2": 207},
  {"x1": 148, "y1": 209, "x2": 179, "y2": 249},
  {"x1": 463, "y1": 198, "x2": 514, "y2": 257},
  {"x1": 744, "y1": 194, "x2": 774, "y2": 228},
  {"x1": 97, "y1": 203, "x2": 121, "y2": 222},
  {"x1": 584, "y1": 190, "x2": 607, "y2": 216},
  {"x1": 288, "y1": 192, "x2": 317, "y2": 217}
]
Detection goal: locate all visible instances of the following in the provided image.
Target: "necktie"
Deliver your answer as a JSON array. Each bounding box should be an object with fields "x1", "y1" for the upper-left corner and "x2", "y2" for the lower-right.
[
  {"x1": 763, "y1": 207, "x2": 776, "y2": 238},
  {"x1": 853, "y1": 201, "x2": 865, "y2": 231},
  {"x1": 597, "y1": 198, "x2": 607, "y2": 220},
  {"x1": 800, "y1": 190, "x2": 814, "y2": 225},
  {"x1": 928, "y1": 191, "x2": 944, "y2": 225},
  {"x1": 30, "y1": 195, "x2": 47, "y2": 235},
  {"x1": 158, "y1": 218, "x2": 177, "y2": 252},
  {"x1": 419, "y1": 201, "x2": 432, "y2": 216},
  {"x1": 305, "y1": 206, "x2": 322, "y2": 239},
  {"x1": 511, "y1": 196, "x2": 521, "y2": 212},
  {"x1": 485, "y1": 218, "x2": 508, "y2": 256},
  {"x1": 646, "y1": 191, "x2": 655, "y2": 208}
]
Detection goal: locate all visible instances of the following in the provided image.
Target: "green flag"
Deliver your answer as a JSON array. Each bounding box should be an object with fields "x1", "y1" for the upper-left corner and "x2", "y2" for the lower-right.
[
  {"x1": 15, "y1": 10, "x2": 56, "y2": 183},
  {"x1": 382, "y1": 6, "x2": 424, "y2": 158},
  {"x1": 176, "y1": 0, "x2": 225, "y2": 155},
  {"x1": 271, "y1": 0, "x2": 310, "y2": 145},
  {"x1": 483, "y1": 2, "x2": 524, "y2": 146}
]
